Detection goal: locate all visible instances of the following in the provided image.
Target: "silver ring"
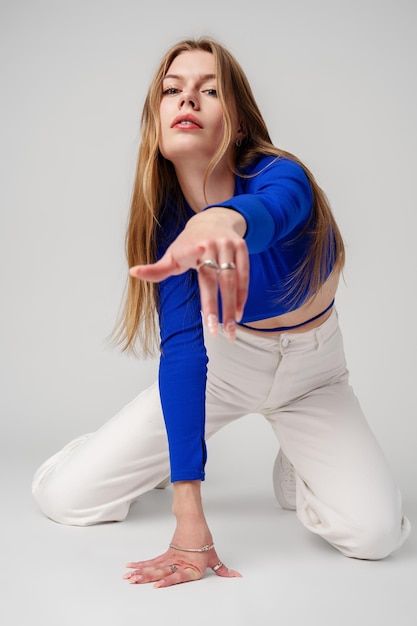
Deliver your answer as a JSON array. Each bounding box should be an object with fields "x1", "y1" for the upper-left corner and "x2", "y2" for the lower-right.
[
  {"x1": 197, "y1": 259, "x2": 219, "y2": 271},
  {"x1": 169, "y1": 564, "x2": 177, "y2": 573},
  {"x1": 218, "y1": 262, "x2": 236, "y2": 271},
  {"x1": 212, "y1": 560, "x2": 223, "y2": 572}
]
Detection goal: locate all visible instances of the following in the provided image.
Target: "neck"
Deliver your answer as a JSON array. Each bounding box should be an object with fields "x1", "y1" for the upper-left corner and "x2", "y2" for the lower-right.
[{"x1": 173, "y1": 156, "x2": 235, "y2": 213}]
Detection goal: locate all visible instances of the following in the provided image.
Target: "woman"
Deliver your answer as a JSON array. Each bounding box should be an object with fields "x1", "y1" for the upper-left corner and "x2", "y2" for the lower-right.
[{"x1": 32, "y1": 38, "x2": 410, "y2": 588}]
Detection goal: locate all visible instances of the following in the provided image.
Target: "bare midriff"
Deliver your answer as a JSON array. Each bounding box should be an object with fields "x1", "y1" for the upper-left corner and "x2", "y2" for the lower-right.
[{"x1": 238, "y1": 271, "x2": 340, "y2": 336}]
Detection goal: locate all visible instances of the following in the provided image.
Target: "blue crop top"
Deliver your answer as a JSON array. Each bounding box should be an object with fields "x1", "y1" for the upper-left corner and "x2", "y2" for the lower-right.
[{"x1": 157, "y1": 156, "x2": 330, "y2": 482}]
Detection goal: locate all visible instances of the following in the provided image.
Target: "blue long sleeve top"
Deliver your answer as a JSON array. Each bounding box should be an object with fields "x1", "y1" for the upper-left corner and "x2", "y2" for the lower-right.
[{"x1": 157, "y1": 155, "x2": 324, "y2": 482}]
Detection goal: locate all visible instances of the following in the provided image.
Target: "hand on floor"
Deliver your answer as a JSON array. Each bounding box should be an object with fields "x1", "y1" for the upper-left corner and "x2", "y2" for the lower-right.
[{"x1": 123, "y1": 546, "x2": 242, "y2": 588}]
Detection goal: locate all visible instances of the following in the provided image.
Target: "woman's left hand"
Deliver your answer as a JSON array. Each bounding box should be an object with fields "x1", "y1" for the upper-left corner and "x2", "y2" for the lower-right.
[
  {"x1": 129, "y1": 208, "x2": 249, "y2": 341},
  {"x1": 123, "y1": 545, "x2": 242, "y2": 588}
]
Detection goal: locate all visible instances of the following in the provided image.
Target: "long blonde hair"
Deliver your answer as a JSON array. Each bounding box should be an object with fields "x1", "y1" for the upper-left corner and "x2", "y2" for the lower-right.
[{"x1": 113, "y1": 37, "x2": 345, "y2": 356}]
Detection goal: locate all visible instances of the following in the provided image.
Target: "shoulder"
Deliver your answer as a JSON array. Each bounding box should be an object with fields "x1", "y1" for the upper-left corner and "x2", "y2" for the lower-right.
[
  {"x1": 239, "y1": 154, "x2": 312, "y2": 203},
  {"x1": 242, "y1": 154, "x2": 309, "y2": 181}
]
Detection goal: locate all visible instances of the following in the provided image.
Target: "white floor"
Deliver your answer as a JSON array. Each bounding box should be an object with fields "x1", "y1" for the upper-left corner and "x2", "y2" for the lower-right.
[{"x1": 2, "y1": 415, "x2": 416, "y2": 626}]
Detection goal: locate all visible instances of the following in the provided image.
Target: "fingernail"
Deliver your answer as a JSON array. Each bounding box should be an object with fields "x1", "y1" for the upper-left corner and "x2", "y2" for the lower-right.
[
  {"x1": 207, "y1": 314, "x2": 218, "y2": 327},
  {"x1": 131, "y1": 575, "x2": 143, "y2": 583},
  {"x1": 225, "y1": 320, "x2": 236, "y2": 342},
  {"x1": 207, "y1": 314, "x2": 218, "y2": 336}
]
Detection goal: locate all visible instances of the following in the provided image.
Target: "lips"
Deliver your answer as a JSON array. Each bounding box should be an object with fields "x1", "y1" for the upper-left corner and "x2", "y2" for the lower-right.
[{"x1": 171, "y1": 114, "x2": 202, "y2": 129}]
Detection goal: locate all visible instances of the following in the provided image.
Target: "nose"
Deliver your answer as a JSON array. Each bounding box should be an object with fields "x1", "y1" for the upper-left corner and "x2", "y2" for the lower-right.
[{"x1": 179, "y1": 91, "x2": 199, "y2": 110}]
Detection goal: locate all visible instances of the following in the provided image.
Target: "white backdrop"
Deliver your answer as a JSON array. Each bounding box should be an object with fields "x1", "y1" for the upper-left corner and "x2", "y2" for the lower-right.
[{"x1": 1, "y1": 0, "x2": 416, "y2": 497}]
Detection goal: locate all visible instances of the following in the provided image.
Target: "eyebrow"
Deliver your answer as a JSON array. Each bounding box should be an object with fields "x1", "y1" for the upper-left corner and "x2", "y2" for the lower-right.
[{"x1": 163, "y1": 73, "x2": 217, "y2": 82}]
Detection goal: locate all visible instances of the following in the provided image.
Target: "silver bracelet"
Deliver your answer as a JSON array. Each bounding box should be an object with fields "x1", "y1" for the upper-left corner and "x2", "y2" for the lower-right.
[{"x1": 169, "y1": 543, "x2": 214, "y2": 553}]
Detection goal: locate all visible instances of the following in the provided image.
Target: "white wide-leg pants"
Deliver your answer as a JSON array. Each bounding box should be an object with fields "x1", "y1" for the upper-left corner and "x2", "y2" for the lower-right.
[{"x1": 32, "y1": 310, "x2": 410, "y2": 559}]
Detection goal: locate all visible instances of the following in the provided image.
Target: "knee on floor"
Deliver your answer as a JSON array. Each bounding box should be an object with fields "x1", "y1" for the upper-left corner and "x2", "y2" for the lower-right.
[
  {"x1": 339, "y1": 513, "x2": 405, "y2": 560},
  {"x1": 299, "y1": 497, "x2": 406, "y2": 561},
  {"x1": 32, "y1": 476, "x2": 126, "y2": 526}
]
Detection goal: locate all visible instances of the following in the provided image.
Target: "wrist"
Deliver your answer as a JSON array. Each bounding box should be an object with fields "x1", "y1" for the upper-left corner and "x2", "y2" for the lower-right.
[
  {"x1": 171, "y1": 523, "x2": 213, "y2": 551},
  {"x1": 171, "y1": 481, "x2": 212, "y2": 546},
  {"x1": 172, "y1": 480, "x2": 204, "y2": 519},
  {"x1": 208, "y1": 207, "x2": 247, "y2": 237},
  {"x1": 202, "y1": 206, "x2": 247, "y2": 238}
]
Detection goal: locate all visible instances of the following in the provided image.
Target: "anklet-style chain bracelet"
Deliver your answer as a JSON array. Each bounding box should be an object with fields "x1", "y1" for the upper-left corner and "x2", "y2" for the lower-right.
[{"x1": 169, "y1": 543, "x2": 214, "y2": 553}]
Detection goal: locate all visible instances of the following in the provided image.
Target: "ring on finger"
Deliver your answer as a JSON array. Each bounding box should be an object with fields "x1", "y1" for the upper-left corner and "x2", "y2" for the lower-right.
[
  {"x1": 169, "y1": 564, "x2": 177, "y2": 573},
  {"x1": 212, "y1": 560, "x2": 223, "y2": 572},
  {"x1": 218, "y1": 262, "x2": 236, "y2": 272},
  {"x1": 197, "y1": 259, "x2": 219, "y2": 271}
]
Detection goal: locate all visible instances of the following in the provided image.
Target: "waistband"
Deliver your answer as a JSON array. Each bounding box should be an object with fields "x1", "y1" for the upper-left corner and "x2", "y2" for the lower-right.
[
  {"x1": 233, "y1": 307, "x2": 340, "y2": 353},
  {"x1": 237, "y1": 299, "x2": 335, "y2": 333}
]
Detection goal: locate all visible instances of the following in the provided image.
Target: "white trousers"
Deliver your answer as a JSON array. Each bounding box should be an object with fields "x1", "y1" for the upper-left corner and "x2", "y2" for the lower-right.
[{"x1": 32, "y1": 310, "x2": 410, "y2": 559}]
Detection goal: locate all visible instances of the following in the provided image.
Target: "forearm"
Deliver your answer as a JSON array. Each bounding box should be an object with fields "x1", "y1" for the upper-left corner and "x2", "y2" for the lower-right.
[{"x1": 171, "y1": 481, "x2": 213, "y2": 547}]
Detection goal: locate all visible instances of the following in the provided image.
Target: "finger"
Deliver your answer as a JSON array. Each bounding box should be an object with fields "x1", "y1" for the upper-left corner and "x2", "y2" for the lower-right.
[
  {"x1": 130, "y1": 244, "x2": 206, "y2": 283},
  {"x1": 234, "y1": 239, "x2": 249, "y2": 321},
  {"x1": 153, "y1": 565, "x2": 202, "y2": 589},
  {"x1": 217, "y1": 255, "x2": 238, "y2": 342},
  {"x1": 129, "y1": 256, "x2": 180, "y2": 283},
  {"x1": 126, "y1": 564, "x2": 202, "y2": 588},
  {"x1": 212, "y1": 562, "x2": 242, "y2": 578},
  {"x1": 124, "y1": 566, "x2": 157, "y2": 578},
  {"x1": 125, "y1": 556, "x2": 166, "y2": 569},
  {"x1": 197, "y1": 249, "x2": 221, "y2": 338},
  {"x1": 218, "y1": 240, "x2": 248, "y2": 340},
  {"x1": 208, "y1": 550, "x2": 242, "y2": 579},
  {"x1": 218, "y1": 283, "x2": 237, "y2": 342},
  {"x1": 125, "y1": 564, "x2": 178, "y2": 584}
]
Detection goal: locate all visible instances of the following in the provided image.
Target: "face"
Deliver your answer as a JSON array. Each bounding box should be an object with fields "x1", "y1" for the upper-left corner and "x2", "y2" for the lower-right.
[{"x1": 159, "y1": 50, "x2": 238, "y2": 165}]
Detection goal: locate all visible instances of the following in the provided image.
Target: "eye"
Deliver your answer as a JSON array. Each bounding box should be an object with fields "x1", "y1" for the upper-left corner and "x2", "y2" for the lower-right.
[
  {"x1": 203, "y1": 88, "x2": 218, "y2": 97},
  {"x1": 162, "y1": 86, "x2": 180, "y2": 95}
]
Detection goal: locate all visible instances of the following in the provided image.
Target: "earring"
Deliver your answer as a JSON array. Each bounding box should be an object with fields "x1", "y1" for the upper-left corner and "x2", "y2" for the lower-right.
[{"x1": 235, "y1": 138, "x2": 242, "y2": 148}]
